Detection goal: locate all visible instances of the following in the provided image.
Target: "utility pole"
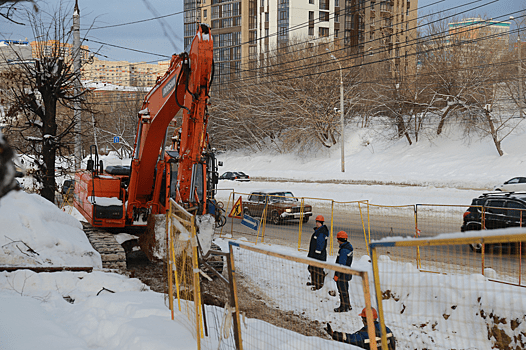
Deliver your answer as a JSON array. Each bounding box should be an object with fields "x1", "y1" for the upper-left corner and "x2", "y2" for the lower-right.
[{"x1": 73, "y1": 0, "x2": 82, "y2": 169}]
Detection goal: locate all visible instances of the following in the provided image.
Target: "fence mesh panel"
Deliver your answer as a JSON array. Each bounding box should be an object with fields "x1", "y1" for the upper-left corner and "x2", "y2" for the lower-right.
[
  {"x1": 370, "y1": 230, "x2": 526, "y2": 350},
  {"x1": 230, "y1": 242, "x2": 380, "y2": 350}
]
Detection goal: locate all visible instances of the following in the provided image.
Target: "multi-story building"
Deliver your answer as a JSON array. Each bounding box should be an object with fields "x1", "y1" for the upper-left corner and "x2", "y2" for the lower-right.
[
  {"x1": 448, "y1": 18, "x2": 510, "y2": 54},
  {"x1": 184, "y1": 0, "x2": 419, "y2": 86},
  {"x1": 0, "y1": 40, "x2": 33, "y2": 70},
  {"x1": 82, "y1": 57, "x2": 170, "y2": 87}
]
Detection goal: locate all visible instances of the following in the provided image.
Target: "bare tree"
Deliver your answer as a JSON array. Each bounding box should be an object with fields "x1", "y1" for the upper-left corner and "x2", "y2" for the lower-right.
[
  {"x1": 0, "y1": 0, "x2": 37, "y2": 24},
  {"x1": 0, "y1": 3, "x2": 91, "y2": 202},
  {"x1": 209, "y1": 41, "x2": 362, "y2": 154}
]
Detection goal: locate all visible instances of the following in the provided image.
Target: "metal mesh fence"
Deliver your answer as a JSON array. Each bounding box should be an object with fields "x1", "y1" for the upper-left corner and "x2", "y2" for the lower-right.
[
  {"x1": 167, "y1": 199, "x2": 238, "y2": 350},
  {"x1": 370, "y1": 229, "x2": 526, "y2": 350},
  {"x1": 230, "y1": 241, "x2": 382, "y2": 350}
]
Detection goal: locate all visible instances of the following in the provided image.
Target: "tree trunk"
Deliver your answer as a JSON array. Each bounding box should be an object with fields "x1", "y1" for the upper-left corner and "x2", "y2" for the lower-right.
[
  {"x1": 485, "y1": 110, "x2": 503, "y2": 156},
  {"x1": 436, "y1": 105, "x2": 452, "y2": 135},
  {"x1": 40, "y1": 92, "x2": 58, "y2": 203}
]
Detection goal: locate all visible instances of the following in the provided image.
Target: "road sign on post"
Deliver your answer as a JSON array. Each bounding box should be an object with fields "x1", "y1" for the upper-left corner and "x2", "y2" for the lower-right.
[
  {"x1": 241, "y1": 214, "x2": 259, "y2": 231},
  {"x1": 113, "y1": 136, "x2": 120, "y2": 143}
]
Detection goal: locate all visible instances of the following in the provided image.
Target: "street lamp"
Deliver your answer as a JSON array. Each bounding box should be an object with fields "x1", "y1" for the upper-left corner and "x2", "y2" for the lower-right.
[
  {"x1": 510, "y1": 16, "x2": 523, "y2": 118},
  {"x1": 328, "y1": 51, "x2": 345, "y2": 172}
]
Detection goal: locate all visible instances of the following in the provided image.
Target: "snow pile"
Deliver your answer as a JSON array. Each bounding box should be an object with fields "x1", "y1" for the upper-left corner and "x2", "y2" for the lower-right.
[
  {"x1": 0, "y1": 190, "x2": 102, "y2": 268},
  {"x1": 0, "y1": 269, "x2": 200, "y2": 350}
]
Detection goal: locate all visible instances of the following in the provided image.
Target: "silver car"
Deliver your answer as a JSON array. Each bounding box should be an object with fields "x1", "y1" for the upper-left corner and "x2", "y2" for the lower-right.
[{"x1": 494, "y1": 177, "x2": 526, "y2": 192}]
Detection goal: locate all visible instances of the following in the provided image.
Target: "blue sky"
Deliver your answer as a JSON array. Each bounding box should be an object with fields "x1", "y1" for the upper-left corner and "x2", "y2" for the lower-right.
[{"x1": 0, "y1": 0, "x2": 523, "y2": 63}]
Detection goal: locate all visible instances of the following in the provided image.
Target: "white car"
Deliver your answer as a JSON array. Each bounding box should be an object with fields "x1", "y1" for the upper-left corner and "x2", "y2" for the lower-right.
[{"x1": 494, "y1": 177, "x2": 526, "y2": 192}]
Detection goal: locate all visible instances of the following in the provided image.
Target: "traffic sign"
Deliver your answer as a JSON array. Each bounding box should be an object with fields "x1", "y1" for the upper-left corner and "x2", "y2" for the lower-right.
[
  {"x1": 241, "y1": 214, "x2": 259, "y2": 231},
  {"x1": 228, "y1": 197, "x2": 243, "y2": 219},
  {"x1": 113, "y1": 136, "x2": 120, "y2": 143}
]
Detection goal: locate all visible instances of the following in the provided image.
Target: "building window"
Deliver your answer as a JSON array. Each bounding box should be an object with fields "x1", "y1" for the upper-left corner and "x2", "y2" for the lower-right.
[
  {"x1": 335, "y1": 10, "x2": 339, "y2": 22},
  {"x1": 261, "y1": 0, "x2": 264, "y2": 6},
  {"x1": 309, "y1": 0, "x2": 314, "y2": 4},
  {"x1": 319, "y1": 11, "x2": 329, "y2": 21},
  {"x1": 319, "y1": 27, "x2": 329, "y2": 37},
  {"x1": 309, "y1": 27, "x2": 314, "y2": 35},
  {"x1": 265, "y1": 28, "x2": 269, "y2": 37},
  {"x1": 309, "y1": 11, "x2": 314, "y2": 21},
  {"x1": 319, "y1": 0, "x2": 328, "y2": 10},
  {"x1": 265, "y1": 12, "x2": 269, "y2": 22},
  {"x1": 335, "y1": 0, "x2": 339, "y2": 6},
  {"x1": 203, "y1": 9, "x2": 207, "y2": 18}
]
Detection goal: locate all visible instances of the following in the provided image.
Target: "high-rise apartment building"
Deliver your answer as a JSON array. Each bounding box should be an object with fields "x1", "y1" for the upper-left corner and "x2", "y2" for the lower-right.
[
  {"x1": 448, "y1": 18, "x2": 510, "y2": 50},
  {"x1": 185, "y1": 0, "x2": 420, "y2": 85}
]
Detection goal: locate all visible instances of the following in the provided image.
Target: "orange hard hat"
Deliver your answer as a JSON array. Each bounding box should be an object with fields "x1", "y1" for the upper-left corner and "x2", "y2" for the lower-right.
[
  {"x1": 336, "y1": 231, "x2": 348, "y2": 240},
  {"x1": 359, "y1": 307, "x2": 378, "y2": 319},
  {"x1": 315, "y1": 215, "x2": 325, "y2": 222}
]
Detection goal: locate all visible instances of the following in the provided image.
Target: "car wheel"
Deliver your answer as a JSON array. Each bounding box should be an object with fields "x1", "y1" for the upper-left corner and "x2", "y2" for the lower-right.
[
  {"x1": 270, "y1": 211, "x2": 281, "y2": 225},
  {"x1": 302, "y1": 216, "x2": 309, "y2": 223},
  {"x1": 470, "y1": 243, "x2": 482, "y2": 253}
]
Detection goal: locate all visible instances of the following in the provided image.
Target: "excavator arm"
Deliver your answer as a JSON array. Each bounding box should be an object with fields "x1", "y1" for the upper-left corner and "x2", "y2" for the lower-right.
[{"x1": 126, "y1": 24, "x2": 214, "y2": 220}]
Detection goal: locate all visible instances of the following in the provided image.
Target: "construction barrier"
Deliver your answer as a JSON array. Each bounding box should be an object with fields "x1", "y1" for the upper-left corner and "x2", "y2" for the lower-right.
[
  {"x1": 415, "y1": 204, "x2": 526, "y2": 285},
  {"x1": 218, "y1": 191, "x2": 371, "y2": 257},
  {"x1": 229, "y1": 241, "x2": 381, "y2": 350},
  {"x1": 166, "y1": 198, "x2": 241, "y2": 350},
  {"x1": 369, "y1": 228, "x2": 526, "y2": 349}
]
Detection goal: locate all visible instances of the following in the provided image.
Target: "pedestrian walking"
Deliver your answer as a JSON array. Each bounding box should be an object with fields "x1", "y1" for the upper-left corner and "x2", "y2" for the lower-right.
[
  {"x1": 325, "y1": 307, "x2": 396, "y2": 349},
  {"x1": 334, "y1": 230, "x2": 353, "y2": 312},
  {"x1": 307, "y1": 215, "x2": 329, "y2": 290}
]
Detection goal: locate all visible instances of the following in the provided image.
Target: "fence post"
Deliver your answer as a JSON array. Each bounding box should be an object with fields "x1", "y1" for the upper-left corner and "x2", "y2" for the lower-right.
[
  {"x1": 298, "y1": 198, "x2": 305, "y2": 251},
  {"x1": 166, "y1": 200, "x2": 174, "y2": 319},
  {"x1": 414, "y1": 205, "x2": 421, "y2": 269},
  {"x1": 360, "y1": 271, "x2": 378, "y2": 350},
  {"x1": 370, "y1": 244, "x2": 390, "y2": 350},
  {"x1": 191, "y1": 216, "x2": 202, "y2": 349},
  {"x1": 330, "y1": 200, "x2": 334, "y2": 255},
  {"x1": 358, "y1": 201, "x2": 369, "y2": 256},
  {"x1": 228, "y1": 244, "x2": 244, "y2": 350}
]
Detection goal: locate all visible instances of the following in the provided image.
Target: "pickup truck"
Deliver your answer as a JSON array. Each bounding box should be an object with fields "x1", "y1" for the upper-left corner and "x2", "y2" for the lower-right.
[{"x1": 243, "y1": 190, "x2": 312, "y2": 225}]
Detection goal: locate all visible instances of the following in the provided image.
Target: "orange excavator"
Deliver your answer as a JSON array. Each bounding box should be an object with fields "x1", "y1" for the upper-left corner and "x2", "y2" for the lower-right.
[{"x1": 74, "y1": 24, "x2": 222, "y2": 231}]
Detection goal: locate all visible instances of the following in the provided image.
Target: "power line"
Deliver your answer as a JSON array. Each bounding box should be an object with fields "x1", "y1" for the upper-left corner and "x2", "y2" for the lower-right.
[
  {"x1": 82, "y1": 9, "x2": 184, "y2": 31},
  {"x1": 223, "y1": 9, "x2": 522, "y2": 86},
  {"x1": 83, "y1": 38, "x2": 171, "y2": 59},
  {"x1": 223, "y1": 0, "x2": 503, "y2": 81}
]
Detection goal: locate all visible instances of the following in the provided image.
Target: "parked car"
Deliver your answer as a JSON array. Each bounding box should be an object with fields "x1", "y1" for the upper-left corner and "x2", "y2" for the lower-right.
[
  {"x1": 219, "y1": 171, "x2": 250, "y2": 182},
  {"x1": 243, "y1": 190, "x2": 312, "y2": 225},
  {"x1": 461, "y1": 192, "x2": 526, "y2": 252},
  {"x1": 493, "y1": 177, "x2": 526, "y2": 192}
]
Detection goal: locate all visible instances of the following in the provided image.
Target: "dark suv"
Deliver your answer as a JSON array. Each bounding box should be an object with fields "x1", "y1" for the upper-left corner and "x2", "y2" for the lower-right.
[
  {"x1": 461, "y1": 192, "x2": 526, "y2": 252},
  {"x1": 243, "y1": 190, "x2": 312, "y2": 225}
]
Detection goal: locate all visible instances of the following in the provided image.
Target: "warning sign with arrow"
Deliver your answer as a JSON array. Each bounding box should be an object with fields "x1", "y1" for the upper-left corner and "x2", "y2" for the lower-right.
[{"x1": 228, "y1": 197, "x2": 243, "y2": 219}]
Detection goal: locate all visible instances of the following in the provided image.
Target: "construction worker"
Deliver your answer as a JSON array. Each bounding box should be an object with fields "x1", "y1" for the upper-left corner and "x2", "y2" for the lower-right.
[
  {"x1": 307, "y1": 214, "x2": 329, "y2": 290},
  {"x1": 325, "y1": 307, "x2": 396, "y2": 349},
  {"x1": 334, "y1": 230, "x2": 353, "y2": 312}
]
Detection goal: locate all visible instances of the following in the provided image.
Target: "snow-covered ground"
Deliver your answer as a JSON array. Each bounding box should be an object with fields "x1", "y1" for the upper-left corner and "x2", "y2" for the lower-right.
[{"x1": 2, "y1": 127, "x2": 526, "y2": 349}]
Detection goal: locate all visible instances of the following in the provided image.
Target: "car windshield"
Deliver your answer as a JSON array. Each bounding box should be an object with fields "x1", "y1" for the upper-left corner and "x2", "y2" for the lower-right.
[{"x1": 268, "y1": 192, "x2": 297, "y2": 202}]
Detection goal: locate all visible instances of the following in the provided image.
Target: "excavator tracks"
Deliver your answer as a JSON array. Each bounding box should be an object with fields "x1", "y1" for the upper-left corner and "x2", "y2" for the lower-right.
[{"x1": 82, "y1": 223, "x2": 127, "y2": 269}]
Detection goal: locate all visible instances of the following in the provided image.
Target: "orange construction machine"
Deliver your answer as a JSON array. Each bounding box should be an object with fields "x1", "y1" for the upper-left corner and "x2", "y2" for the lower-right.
[{"x1": 74, "y1": 24, "x2": 222, "y2": 231}]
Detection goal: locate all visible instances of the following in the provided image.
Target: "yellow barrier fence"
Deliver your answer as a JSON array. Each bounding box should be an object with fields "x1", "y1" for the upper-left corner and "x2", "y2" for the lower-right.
[
  {"x1": 229, "y1": 241, "x2": 380, "y2": 350},
  {"x1": 370, "y1": 228, "x2": 526, "y2": 349},
  {"x1": 217, "y1": 191, "x2": 370, "y2": 256}
]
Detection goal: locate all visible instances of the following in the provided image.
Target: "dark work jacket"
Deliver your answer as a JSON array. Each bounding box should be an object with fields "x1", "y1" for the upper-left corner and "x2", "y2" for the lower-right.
[
  {"x1": 335, "y1": 241, "x2": 353, "y2": 282},
  {"x1": 335, "y1": 321, "x2": 396, "y2": 350},
  {"x1": 308, "y1": 225, "x2": 328, "y2": 261}
]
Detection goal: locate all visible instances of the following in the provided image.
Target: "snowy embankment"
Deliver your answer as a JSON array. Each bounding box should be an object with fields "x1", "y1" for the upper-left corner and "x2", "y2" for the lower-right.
[{"x1": 217, "y1": 126, "x2": 526, "y2": 191}]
